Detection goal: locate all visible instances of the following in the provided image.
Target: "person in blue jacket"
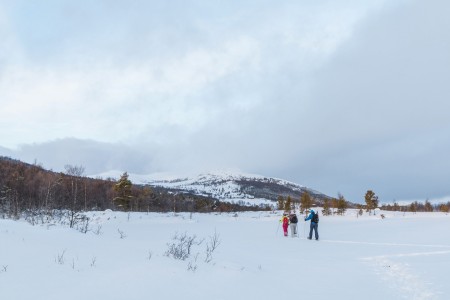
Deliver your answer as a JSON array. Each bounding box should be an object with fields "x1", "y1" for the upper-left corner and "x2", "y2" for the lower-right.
[{"x1": 304, "y1": 209, "x2": 319, "y2": 240}]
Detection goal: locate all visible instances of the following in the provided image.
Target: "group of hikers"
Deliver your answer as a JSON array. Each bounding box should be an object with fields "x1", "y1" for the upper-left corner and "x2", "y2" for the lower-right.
[{"x1": 280, "y1": 209, "x2": 319, "y2": 240}]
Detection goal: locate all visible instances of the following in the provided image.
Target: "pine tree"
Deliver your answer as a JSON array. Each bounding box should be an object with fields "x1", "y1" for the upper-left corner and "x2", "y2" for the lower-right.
[
  {"x1": 393, "y1": 201, "x2": 400, "y2": 211},
  {"x1": 424, "y1": 199, "x2": 433, "y2": 212},
  {"x1": 113, "y1": 172, "x2": 133, "y2": 211},
  {"x1": 336, "y1": 193, "x2": 347, "y2": 215},
  {"x1": 330, "y1": 197, "x2": 338, "y2": 215},
  {"x1": 284, "y1": 196, "x2": 293, "y2": 212},
  {"x1": 277, "y1": 196, "x2": 285, "y2": 210},
  {"x1": 364, "y1": 190, "x2": 378, "y2": 215},
  {"x1": 409, "y1": 201, "x2": 418, "y2": 213},
  {"x1": 322, "y1": 199, "x2": 332, "y2": 216},
  {"x1": 300, "y1": 192, "x2": 312, "y2": 214}
]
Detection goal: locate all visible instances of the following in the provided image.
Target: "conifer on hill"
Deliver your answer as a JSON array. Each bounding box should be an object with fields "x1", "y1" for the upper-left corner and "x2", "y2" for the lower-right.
[
  {"x1": 336, "y1": 193, "x2": 347, "y2": 215},
  {"x1": 277, "y1": 196, "x2": 285, "y2": 211},
  {"x1": 300, "y1": 191, "x2": 312, "y2": 214},
  {"x1": 409, "y1": 201, "x2": 418, "y2": 213},
  {"x1": 284, "y1": 196, "x2": 293, "y2": 212},
  {"x1": 364, "y1": 190, "x2": 378, "y2": 215},
  {"x1": 322, "y1": 199, "x2": 332, "y2": 216},
  {"x1": 113, "y1": 172, "x2": 133, "y2": 211},
  {"x1": 424, "y1": 199, "x2": 433, "y2": 212}
]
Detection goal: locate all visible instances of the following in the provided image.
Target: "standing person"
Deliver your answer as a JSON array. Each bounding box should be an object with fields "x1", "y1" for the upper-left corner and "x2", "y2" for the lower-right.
[
  {"x1": 304, "y1": 209, "x2": 319, "y2": 240},
  {"x1": 280, "y1": 213, "x2": 289, "y2": 237},
  {"x1": 289, "y1": 213, "x2": 298, "y2": 237}
]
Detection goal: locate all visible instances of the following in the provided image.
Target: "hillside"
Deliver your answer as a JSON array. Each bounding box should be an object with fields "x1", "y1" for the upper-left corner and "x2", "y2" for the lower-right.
[
  {"x1": 0, "y1": 157, "x2": 266, "y2": 215},
  {"x1": 1, "y1": 156, "x2": 350, "y2": 213},
  {"x1": 142, "y1": 171, "x2": 332, "y2": 205}
]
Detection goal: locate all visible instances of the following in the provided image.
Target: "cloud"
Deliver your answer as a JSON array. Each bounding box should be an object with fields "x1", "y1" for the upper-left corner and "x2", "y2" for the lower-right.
[
  {"x1": 273, "y1": 0, "x2": 450, "y2": 201},
  {"x1": 3, "y1": 0, "x2": 449, "y2": 203},
  {"x1": 2, "y1": 138, "x2": 154, "y2": 175},
  {"x1": 0, "y1": 0, "x2": 364, "y2": 147}
]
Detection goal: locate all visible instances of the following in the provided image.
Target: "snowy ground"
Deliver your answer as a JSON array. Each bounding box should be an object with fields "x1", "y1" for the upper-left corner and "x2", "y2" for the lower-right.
[{"x1": 1, "y1": 209, "x2": 449, "y2": 300}]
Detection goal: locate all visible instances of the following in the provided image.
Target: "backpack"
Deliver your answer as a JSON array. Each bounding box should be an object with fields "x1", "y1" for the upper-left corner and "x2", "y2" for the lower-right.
[
  {"x1": 290, "y1": 214, "x2": 298, "y2": 224},
  {"x1": 312, "y1": 212, "x2": 319, "y2": 223}
]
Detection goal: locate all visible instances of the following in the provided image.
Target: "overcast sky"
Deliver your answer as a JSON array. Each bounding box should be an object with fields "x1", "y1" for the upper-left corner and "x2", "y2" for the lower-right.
[{"x1": 1, "y1": 0, "x2": 449, "y2": 203}]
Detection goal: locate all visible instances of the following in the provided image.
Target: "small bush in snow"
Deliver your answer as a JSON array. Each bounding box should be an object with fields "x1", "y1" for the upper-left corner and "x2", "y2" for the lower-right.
[
  {"x1": 93, "y1": 225, "x2": 103, "y2": 235},
  {"x1": 55, "y1": 250, "x2": 66, "y2": 265},
  {"x1": 205, "y1": 230, "x2": 221, "y2": 263},
  {"x1": 165, "y1": 232, "x2": 201, "y2": 260},
  {"x1": 90, "y1": 257, "x2": 97, "y2": 267},
  {"x1": 76, "y1": 216, "x2": 90, "y2": 234},
  {"x1": 117, "y1": 228, "x2": 127, "y2": 239}
]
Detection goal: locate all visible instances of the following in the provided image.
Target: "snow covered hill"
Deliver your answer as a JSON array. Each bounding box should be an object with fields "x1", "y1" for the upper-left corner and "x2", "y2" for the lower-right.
[{"x1": 131, "y1": 171, "x2": 331, "y2": 204}]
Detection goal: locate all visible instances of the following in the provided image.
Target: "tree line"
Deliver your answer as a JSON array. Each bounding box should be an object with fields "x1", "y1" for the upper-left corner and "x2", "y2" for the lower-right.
[
  {"x1": 364, "y1": 189, "x2": 449, "y2": 213},
  {"x1": 0, "y1": 156, "x2": 271, "y2": 220},
  {"x1": 380, "y1": 200, "x2": 449, "y2": 213},
  {"x1": 276, "y1": 189, "x2": 449, "y2": 216},
  {"x1": 276, "y1": 192, "x2": 349, "y2": 216}
]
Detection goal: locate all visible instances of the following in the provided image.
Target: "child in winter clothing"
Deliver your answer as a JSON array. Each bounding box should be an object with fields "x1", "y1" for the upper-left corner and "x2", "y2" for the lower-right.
[
  {"x1": 289, "y1": 213, "x2": 298, "y2": 237},
  {"x1": 280, "y1": 214, "x2": 289, "y2": 237}
]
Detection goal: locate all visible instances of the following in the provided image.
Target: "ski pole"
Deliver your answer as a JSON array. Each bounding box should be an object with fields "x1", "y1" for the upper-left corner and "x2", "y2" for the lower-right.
[
  {"x1": 276, "y1": 222, "x2": 280, "y2": 236},
  {"x1": 303, "y1": 220, "x2": 306, "y2": 238}
]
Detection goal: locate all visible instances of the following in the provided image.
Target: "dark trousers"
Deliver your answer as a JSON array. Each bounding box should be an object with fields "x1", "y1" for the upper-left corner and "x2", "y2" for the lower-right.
[{"x1": 309, "y1": 222, "x2": 319, "y2": 240}]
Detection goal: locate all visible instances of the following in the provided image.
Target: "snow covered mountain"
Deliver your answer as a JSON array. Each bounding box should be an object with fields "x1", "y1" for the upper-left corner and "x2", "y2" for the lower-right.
[{"x1": 141, "y1": 171, "x2": 330, "y2": 204}]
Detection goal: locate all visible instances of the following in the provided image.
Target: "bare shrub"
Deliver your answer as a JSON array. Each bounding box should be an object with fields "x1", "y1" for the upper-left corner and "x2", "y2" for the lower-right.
[
  {"x1": 205, "y1": 230, "x2": 221, "y2": 263},
  {"x1": 165, "y1": 232, "x2": 201, "y2": 260},
  {"x1": 90, "y1": 257, "x2": 97, "y2": 267},
  {"x1": 117, "y1": 228, "x2": 127, "y2": 239},
  {"x1": 93, "y1": 225, "x2": 103, "y2": 235},
  {"x1": 55, "y1": 250, "x2": 66, "y2": 265},
  {"x1": 187, "y1": 253, "x2": 200, "y2": 272},
  {"x1": 77, "y1": 216, "x2": 90, "y2": 234}
]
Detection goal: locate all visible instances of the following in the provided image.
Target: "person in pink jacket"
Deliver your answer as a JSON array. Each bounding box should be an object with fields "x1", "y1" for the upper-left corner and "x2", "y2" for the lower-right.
[{"x1": 280, "y1": 213, "x2": 289, "y2": 237}]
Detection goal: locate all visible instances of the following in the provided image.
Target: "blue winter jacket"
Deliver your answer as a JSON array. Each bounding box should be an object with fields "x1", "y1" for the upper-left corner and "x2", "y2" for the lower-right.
[{"x1": 304, "y1": 210, "x2": 317, "y2": 223}]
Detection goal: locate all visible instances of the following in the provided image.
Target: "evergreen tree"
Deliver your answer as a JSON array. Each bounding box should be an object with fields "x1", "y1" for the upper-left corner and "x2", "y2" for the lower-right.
[
  {"x1": 284, "y1": 195, "x2": 293, "y2": 212},
  {"x1": 364, "y1": 190, "x2": 378, "y2": 215},
  {"x1": 409, "y1": 201, "x2": 418, "y2": 213},
  {"x1": 322, "y1": 199, "x2": 332, "y2": 216},
  {"x1": 330, "y1": 197, "x2": 338, "y2": 215},
  {"x1": 393, "y1": 201, "x2": 400, "y2": 211},
  {"x1": 300, "y1": 192, "x2": 312, "y2": 214},
  {"x1": 277, "y1": 196, "x2": 285, "y2": 211},
  {"x1": 113, "y1": 172, "x2": 133, "y2": 211},
  {"x1": 336, "y1": 193, "x2": 347, "y2": 215},
  {"x1": 424, "y1": 199, "x2": 433, "y2": 212}
]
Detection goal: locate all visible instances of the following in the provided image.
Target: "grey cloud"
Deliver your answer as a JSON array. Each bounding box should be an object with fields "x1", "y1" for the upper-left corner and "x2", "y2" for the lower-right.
[
  {"x1": 2, "y1": 0, "x2": 449, "y2": 204},
  {"x1": 149, "y1": 0, "x2": 450, "y2": 203},
  {"x1": 270, "y1": 0, "x2": 450, "y2": 201},
  {"x1": 1, "y1": 138, "x2": 154, "y2": 176}
]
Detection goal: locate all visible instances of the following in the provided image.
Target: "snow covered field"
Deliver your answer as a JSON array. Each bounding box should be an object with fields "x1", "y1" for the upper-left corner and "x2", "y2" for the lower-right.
[{"x1": 1, "y1": 209, "x2": 449, "y2": 300}]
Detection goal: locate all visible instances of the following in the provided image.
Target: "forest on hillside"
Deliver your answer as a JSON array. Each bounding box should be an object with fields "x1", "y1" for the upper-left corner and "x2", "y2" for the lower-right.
[
  {"x1": 0, "y1": 157, "x2": 271, "y2": 221},
  {"x1": 2, "y1": 156, "x2": 446, "y2": 225}
]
